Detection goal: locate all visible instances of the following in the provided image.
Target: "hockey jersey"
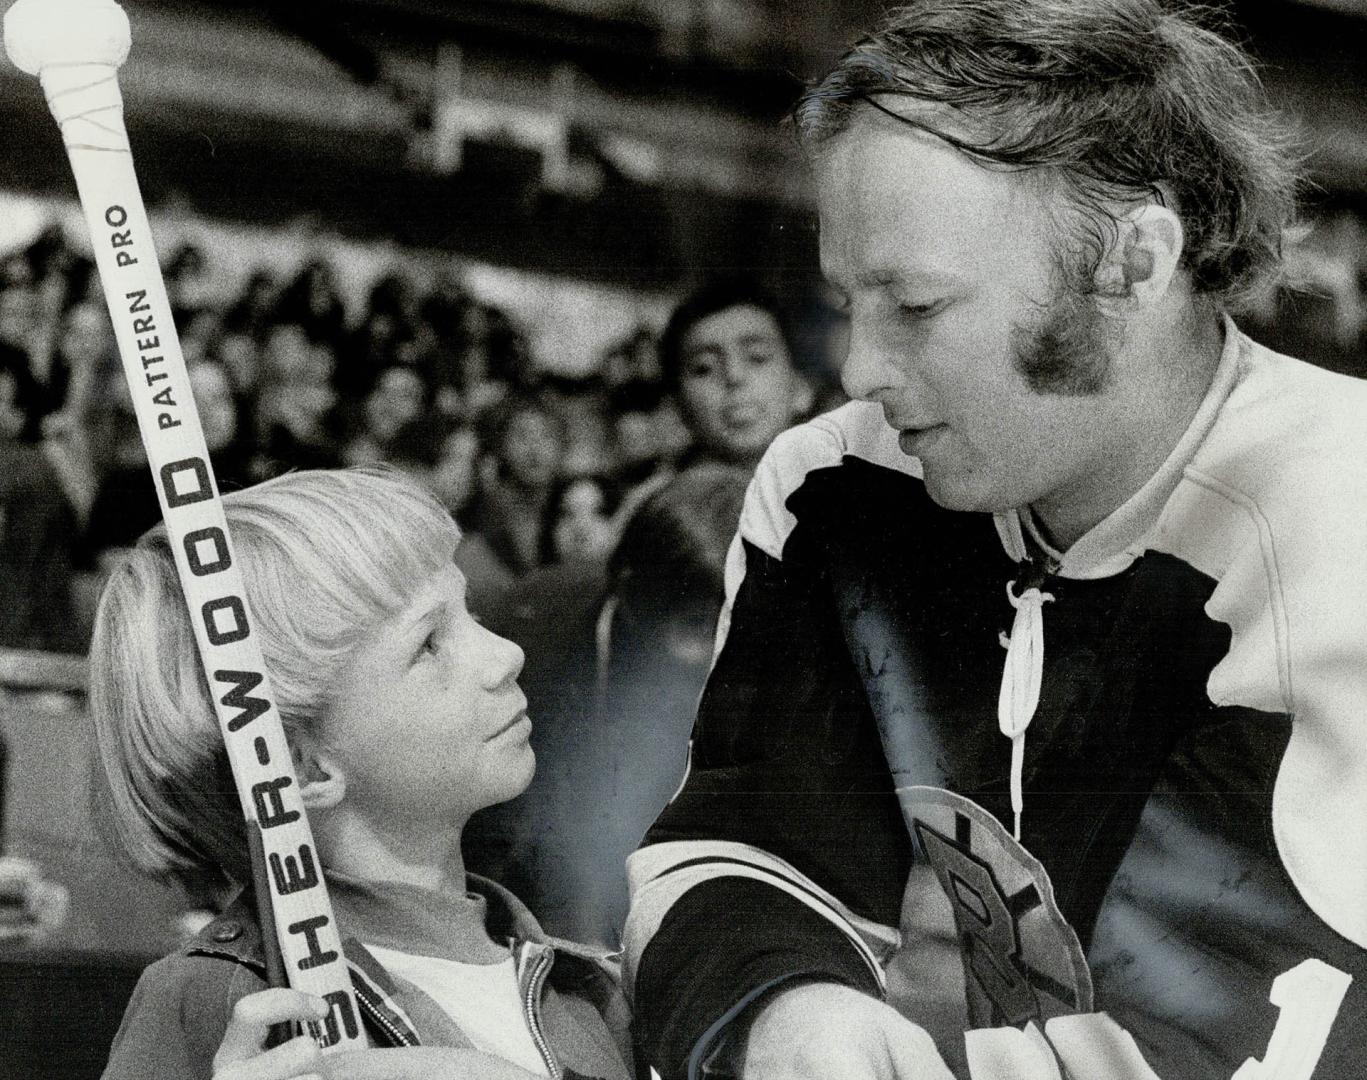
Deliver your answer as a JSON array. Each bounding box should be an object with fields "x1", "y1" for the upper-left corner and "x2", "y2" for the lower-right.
[{"x1": 623, "y1": 323, "x2": 1367, "y2": 1079}]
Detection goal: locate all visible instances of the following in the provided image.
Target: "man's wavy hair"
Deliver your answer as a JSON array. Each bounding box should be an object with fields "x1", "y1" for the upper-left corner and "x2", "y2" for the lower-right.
[{"x1": 794, "y1": 0, "x2": 1302, "y2": 308}]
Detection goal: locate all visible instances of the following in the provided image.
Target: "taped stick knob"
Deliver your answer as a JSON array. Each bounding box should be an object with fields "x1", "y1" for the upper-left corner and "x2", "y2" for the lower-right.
[{"x1": 3, "y1": 0, "x2": 130, "y2": 76}]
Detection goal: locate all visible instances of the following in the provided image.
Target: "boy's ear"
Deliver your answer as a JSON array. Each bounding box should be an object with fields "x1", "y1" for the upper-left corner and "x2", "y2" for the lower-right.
[{"x1": 291, "y1": 734, "x2": 346, "y2": 812}]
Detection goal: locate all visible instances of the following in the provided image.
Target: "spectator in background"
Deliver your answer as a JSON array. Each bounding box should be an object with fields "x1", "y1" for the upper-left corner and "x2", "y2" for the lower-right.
[
  {"x1": 221, "y1": 268, "x2": 278, "y2": 343},
  {"x1": 337, "y1": 271, "x2": 420, "y2": 401},
  {"x1": 0, "y1": 363, "x2": 31, "y2": 443},
  {"x1": 386, "y1": 413, "x2": 515, "y2": 617},
  {"x1": 0, "y1": 250, "x2": 32, "y2": 291},
  {"x1": 659, "y1": 277, "x2": 813, "y2": 473},
  {"x1": 462, "y1": 394, "x2": 563, "y2": 589},
  {"x1": 601, "y1": 325, "x2": 664, "y2": 391},
  {"x1": 468, "y1": 464, "x2": 750, "y2": 943},
  {"x1": 539, "y1": 474, "x2": 621, "y2": 566},
  {"x1": 0, "y1": 278, "x2": 38, "y2": 353},
  {"x1": 207, "y1": 325, "x2": 262, "y2": 442},
  {"x1": 0, "y1": 284, "x2": 46, "y2": 441},
  {"x1": 0, "y1": 383, "x2": 88, "y2": 652},
  {"x1": 463, "y1": 301, "x2": 534, "y2": 408},
  {"x1": 385, "y1": 413, "x2": 477, "y2": 506},
  {"x1": 28, "y1": 299, "x2": 112, "y2": 431},
  {"x1": 272, "y1": 256, "x2": 349, "y2": 353},
  {"x1": 540, "y1": 371, "x2": 615, "y2": 478},
  {"x1": 430, "y1": 423, "x2": 482, "y2": 519},
  {"x1": 1240, "y1": 207, "x2": 1367, "y2": 379},
  {"x1": 175, "y1": 307, "x2": 223, "y2": 369},
  {"x1": 250, "y1": 322, "x2": 342, "y2": 479},
  {"x1": 81, "y1": 362, "x2": 250, "y2": 570},
  {"x1": 341, "y1": 363, "x2": 430, "y2": 465},
  {"x1": 417, "y1": 270, "x2": 477, "y2": 416},
  {"x1": 161, "y1": 242, "x2": 211, "y2": 322},
  {"x1": 608, "y1": 380, "x2": 674, "y2": 490}
]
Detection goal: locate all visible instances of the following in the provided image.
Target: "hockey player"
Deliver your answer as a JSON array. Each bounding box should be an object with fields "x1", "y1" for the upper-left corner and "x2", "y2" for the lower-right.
[{"x1": 623, "y1": 2, "x2": 1366, "y2": 1077}]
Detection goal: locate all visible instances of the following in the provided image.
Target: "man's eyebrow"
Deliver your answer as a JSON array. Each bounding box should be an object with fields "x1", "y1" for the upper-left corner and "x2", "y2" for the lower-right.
[{"x1": 856, "y1": 268, "x2": 961, "y2": 289}]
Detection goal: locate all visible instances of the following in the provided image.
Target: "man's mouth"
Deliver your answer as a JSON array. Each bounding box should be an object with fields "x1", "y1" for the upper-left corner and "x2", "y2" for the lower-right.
[{"x1": 897, "y1": 424, "x2": 948, "y2": 456}]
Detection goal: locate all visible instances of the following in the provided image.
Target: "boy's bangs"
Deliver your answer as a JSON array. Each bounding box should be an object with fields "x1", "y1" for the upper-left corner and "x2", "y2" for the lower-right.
[{"x1": 223, "y1": 469, "x2": 460, "y2": 687}]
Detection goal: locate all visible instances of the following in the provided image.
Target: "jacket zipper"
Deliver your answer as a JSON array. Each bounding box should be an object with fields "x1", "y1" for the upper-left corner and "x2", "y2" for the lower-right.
[
  {"x1": 522, "y1": 947, "x2": 561, "y2": 1079},
  {"x1": 352, "y1": 977, "x2": 417, "y2": 1047}
]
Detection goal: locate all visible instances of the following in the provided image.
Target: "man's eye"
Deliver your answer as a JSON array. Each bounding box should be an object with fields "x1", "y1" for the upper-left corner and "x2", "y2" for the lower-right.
[
  {"x1": 745, "y1": 351, "x2": 774, "y2": 367},
  {"x1": 685, "y1": 359, "x2": 715, "y2": 379},
  {"x1": 899, "y1": 299, "x2": 947, "y2": 320}
]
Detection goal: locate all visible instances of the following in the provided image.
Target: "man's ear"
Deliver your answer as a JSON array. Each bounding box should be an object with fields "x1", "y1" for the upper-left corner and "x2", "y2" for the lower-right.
[
  {"x1": 1095, "y1": 202, "x2": 1185, "y2": 310},
  {"x1": 291, "y1": 733, "x2": 346, "y2": 812}
]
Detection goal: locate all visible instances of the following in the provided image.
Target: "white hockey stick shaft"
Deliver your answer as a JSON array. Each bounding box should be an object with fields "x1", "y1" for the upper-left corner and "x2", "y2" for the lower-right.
[{"x1": 2, "y1": 0, "x2": 364, "y2": 1049}]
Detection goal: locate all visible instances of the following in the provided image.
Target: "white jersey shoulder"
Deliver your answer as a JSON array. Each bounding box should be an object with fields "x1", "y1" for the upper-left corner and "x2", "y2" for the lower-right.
[
  {"x1": 739, "y1": 400, "x2": 918, "y2": 561},
  {"x1": 1156, "y1": 333, "x2": 1367, "y2": 950}
]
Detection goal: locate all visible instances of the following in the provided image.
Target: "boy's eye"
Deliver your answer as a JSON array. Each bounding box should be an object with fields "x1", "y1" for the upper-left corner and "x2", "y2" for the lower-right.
[{"x1": 415, "y1": 631, "x2": 439, "y2": 661}]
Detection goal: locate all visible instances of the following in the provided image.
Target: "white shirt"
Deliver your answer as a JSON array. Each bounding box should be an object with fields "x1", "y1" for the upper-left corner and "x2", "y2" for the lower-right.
[{"x1": 365, "y1": 945, "x2": 551, "y2": 1077}]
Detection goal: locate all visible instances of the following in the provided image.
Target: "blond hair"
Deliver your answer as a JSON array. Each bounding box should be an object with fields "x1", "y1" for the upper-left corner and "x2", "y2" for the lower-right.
[
  {"x1": 88, "y1": 467, "x2": 459, "y2": 891},
  {"x1": 795, "y1": 0, "x2": 1302, "y2": 309}
]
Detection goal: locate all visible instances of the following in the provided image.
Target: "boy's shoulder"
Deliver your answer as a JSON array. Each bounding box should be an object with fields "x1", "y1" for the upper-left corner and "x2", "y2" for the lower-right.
[
  {"x1": 181, "y1": 896, "x2": 270, "y2": 971},
  {"x1": 103, "y1": 914, "x2": 269, "y2": 1080}
]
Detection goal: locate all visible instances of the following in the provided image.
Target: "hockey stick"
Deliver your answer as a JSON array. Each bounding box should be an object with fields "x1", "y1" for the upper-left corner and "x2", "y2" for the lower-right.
[{"x1": 2, "y1": 0, "x2": 365, "y2": 1051}]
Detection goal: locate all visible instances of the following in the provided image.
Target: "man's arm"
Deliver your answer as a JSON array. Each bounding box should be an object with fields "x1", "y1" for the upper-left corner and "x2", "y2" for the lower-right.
[{"x1": 623, "y1": 420, "x2": 915, "y2": 1079}]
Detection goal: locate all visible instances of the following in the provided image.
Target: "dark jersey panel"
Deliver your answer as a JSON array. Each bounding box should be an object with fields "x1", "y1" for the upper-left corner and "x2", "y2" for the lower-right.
[
  {"x1": 648, "y1": 530, "x2": 912, "y2": 927},
  {"x1": 632, "y1": 877, "x2": 884, "y2": 1079},
  {"x1": 796, "y1": 458, "x2": 1242, "y2": 947},
  {"x1": 1091, "y1": 710, "x2": 1367, "y2": 1078},
  {"x1": 635, "y1": 528, "x2": 910, "y2": 1078}
]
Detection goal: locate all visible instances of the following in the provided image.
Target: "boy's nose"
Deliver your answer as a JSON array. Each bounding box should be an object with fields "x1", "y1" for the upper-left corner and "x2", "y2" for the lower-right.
[{"x1": 482, "y1": 629, "x2": 525, "y2": 689}]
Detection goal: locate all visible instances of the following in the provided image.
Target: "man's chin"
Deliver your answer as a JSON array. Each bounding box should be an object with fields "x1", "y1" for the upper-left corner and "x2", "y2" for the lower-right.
[{"x1": 920, "y1": 469, "x2": 1003, "y2": 516}]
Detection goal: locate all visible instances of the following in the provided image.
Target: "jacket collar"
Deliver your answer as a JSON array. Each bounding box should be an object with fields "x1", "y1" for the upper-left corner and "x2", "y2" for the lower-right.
[
  {"x1": 186, "y1": 870, "x2": 549, "y2": 969},
  {"x1": 184, "y1": 870, "x2": 621, "y2": 1048}
]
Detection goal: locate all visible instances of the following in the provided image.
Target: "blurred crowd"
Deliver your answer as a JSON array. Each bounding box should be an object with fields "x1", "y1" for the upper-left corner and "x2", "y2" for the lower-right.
[{"x1": 0, "y1": 221, "x2": 843, "y2": 655}]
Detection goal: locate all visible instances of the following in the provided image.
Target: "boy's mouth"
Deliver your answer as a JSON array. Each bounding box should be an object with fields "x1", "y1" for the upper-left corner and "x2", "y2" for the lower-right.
[{"x1": 487, "y1": 709, "x2": 531, "y2": 741}]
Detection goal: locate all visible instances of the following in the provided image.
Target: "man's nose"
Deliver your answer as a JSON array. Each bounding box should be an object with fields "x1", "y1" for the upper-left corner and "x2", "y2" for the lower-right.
[{"x1": 840, "y1": 323, "x2": 895, "y2": 401}]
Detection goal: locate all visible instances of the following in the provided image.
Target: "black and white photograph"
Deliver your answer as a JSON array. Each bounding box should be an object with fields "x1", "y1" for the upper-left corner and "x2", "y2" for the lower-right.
[{"x1": 0, "y1": 1, "x2": 1363, "y2": 1077}]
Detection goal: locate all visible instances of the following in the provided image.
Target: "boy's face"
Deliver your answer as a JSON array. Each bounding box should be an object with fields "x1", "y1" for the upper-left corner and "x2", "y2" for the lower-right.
[
  {"x1": 322, "y1": 564, "x2": 534, "y2": 828},
  {"x1": 676, "y1": 304, "x2": 808, "y2": 465}
]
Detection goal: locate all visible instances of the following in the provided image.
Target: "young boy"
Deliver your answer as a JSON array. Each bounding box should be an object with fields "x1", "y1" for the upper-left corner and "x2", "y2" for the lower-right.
[{"x1": 89, "y1": 468, "x2": 631, "y2": 1080}]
